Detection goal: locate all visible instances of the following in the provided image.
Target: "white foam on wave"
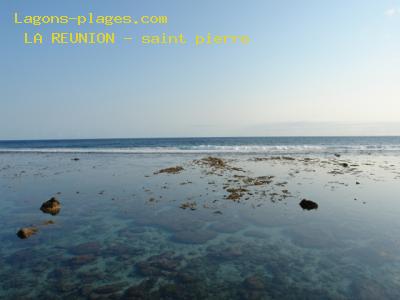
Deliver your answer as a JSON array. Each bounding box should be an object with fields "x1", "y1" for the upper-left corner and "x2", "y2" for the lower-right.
[{"x1": 1, "y1": 144, "x2": 400, "y2": 154}]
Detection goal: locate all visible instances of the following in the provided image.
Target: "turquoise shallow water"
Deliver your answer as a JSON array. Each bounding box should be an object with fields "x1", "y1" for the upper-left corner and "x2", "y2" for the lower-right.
[{"x1": 1, "y1": 153, "x2": 400, "y2": 299}]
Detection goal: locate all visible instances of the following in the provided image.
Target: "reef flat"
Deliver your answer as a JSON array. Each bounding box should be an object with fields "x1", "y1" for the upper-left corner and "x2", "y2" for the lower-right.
[{"x1": 1, "y1": 152, "x2": 400, "y2": 299}]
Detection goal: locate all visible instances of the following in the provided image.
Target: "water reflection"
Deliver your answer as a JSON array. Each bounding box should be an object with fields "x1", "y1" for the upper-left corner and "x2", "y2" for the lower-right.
[{"x1": 0, "y1": 153, "x2": 399, "y2": 299}]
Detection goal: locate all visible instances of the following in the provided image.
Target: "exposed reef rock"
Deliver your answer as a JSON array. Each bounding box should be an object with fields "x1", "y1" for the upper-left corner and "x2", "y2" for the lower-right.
[
  {"x1": 200, "y1": 156, "x2": 227, "y2": 168},
  {"x1": 154, "y1": 166, "x2": 184, "y2": 175},
  {"x1": 180, "y1": 201, "x2": 197, "y2": 210},
  {"x1": 193, "y1": 156, "x2": 243, "y2": 173},
  {"x1": 299, "y1": 199, "x2": 318, "y2": 210},
  {"x1": 17, "y1": 227, "x2": 38, "y2": 239},
  {"x1": 40, "y1": 197, "x2": 61, "y2": 215}
]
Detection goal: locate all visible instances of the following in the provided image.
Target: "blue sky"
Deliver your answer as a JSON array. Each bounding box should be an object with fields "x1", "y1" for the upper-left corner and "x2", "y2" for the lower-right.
[{"x1": 1, "y1": 0, "x2": 399, "y2": 139}]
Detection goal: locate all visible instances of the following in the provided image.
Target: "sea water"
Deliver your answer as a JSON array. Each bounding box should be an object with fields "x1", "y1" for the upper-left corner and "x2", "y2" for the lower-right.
[{"x1": 0, "y1": 137, "x2": 400, "y2": 299}]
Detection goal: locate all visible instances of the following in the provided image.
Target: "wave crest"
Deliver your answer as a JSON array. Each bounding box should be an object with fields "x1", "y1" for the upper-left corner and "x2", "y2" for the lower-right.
[{"x1": 1, "y1": 144, "x2": 400, "y2": 154}]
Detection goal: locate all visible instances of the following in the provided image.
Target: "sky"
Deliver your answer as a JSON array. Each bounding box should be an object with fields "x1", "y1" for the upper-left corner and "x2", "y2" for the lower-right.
[{"x1": 0, "y1": 0, "x2": 400, "y2": 139}]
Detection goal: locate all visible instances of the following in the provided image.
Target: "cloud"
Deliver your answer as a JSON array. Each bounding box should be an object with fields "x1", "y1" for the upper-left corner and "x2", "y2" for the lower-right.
[{"x1": 385, "y1": 8, "x2": 400, "y2": 17}]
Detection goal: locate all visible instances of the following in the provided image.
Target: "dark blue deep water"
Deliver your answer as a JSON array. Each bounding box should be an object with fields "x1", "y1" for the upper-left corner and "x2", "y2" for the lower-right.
[{"x1": 0, "y1": 136, "x2": 400, "y2": 154}]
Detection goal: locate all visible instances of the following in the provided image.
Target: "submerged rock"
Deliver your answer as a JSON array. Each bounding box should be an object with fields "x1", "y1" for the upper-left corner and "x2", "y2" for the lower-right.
[
  {"x1": 351, "y1": 278, "x2": 391, "y2": 300},
  {"x1": 299, "y1": 199, "x2": 318, "y2": 210},
  {"x1": 43, "y1": 220, "x2": 55, "y2": 225},
  {"x1": 16, "y1": 227, "x2": 38, "y2": 239},
  {"x1": 136, "y1": 252, "x2": 181, "y2": 276},
  {"x1": 124, "y1": 279, "x2": 156, "y2": 298},
  {"x1": 69, "y1": 241, "x2": 102, "y2": 255},
  {"x1": 40, "y1": 197, "x2": 61, "y2": 215},
  {"x1": 92, "y1": 282, "x2": 127, "y2": 295},
  {"x1": 171, "y1": 229, "x2": 217, "y2": 244},
  {"x1": 68, "y1": 254, "x2": 96, "y2": 266},
  {"x1": 243, "y1": 275, "x2": 266, "y2": 290}
]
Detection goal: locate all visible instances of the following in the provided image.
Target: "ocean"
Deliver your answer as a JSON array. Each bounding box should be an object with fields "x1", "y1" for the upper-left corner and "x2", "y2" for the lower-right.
[{"x1": 1, "y1": 136, "x2": 400, "y2": 154}]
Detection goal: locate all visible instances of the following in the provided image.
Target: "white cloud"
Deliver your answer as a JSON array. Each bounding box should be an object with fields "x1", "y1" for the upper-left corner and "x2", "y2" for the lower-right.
[{"x1": 385, "y1": 8, "x2": 400, "y2": 17}]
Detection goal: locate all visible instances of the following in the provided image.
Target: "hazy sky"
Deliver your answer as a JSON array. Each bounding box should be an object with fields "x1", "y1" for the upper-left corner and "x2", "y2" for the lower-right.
[{"x1": 1, "y1": 0, "x2": 399, "y2": 139}]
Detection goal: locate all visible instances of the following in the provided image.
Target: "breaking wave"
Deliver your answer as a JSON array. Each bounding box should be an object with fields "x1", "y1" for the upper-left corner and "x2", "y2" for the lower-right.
[{"x1": 1, "y1": 144, "x2": 400, "y2": 154}]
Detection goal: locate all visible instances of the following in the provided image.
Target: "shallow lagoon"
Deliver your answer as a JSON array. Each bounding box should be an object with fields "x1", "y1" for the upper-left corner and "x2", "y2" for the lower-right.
[{"x1": 1, "y1": 153, "x2": 400, "y2": 299}]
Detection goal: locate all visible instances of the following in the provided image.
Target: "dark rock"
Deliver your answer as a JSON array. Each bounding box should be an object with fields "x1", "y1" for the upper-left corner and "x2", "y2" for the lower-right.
[
  {"x1": 40, "y1": 197, "x2": 61, "y2": 215},
  {"x1": 299, "y1": 199, "x2": 318, "y2": 210},
  {"x1": 340, "y1": 163, "x2": 349, "y2": 168},
  {"x1": 72, "y1": 158, "x2": 80, "y2": 161},
  {"x1": 17, "y1": 227, "x2": 38, "y2": 239}
]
